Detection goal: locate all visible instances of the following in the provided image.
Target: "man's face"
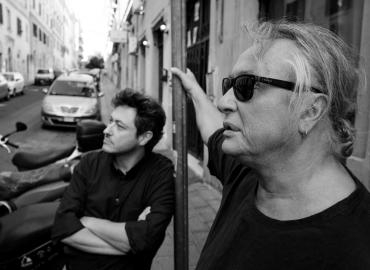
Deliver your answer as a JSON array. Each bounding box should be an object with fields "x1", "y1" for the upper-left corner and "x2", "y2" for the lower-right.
[
  {"x1": 102, "y1": 105, "x2": 142, "y2": 154},
  {"x1": 219, "y1": 39, "x2": 300, "y2": 162}
]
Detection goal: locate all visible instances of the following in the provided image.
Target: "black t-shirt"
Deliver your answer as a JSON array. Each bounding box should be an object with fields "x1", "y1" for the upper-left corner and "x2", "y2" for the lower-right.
[
  {"x1": 196, "y1": 129, "x2": 370, "y2": 270},
  {"x1": 52, "y1": 150, "x2": 175, "y2": 270}
]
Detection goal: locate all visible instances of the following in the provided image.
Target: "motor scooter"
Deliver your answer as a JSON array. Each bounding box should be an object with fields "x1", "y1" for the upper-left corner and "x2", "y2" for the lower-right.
[
  {"x1": 0, "y1": 119, "x2": 106, "y2": 216},
  {"x1": 0, "y1": 120, "x2": 106, "y2": 269},
  {"x1": 0, "y1": 202, "x2": 64, "y2": 270}
]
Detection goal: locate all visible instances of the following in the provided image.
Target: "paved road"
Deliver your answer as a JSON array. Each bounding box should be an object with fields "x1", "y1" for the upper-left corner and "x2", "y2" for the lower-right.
[{"x1": 0, "y1": 85, "x2": 75, "y2": 171}]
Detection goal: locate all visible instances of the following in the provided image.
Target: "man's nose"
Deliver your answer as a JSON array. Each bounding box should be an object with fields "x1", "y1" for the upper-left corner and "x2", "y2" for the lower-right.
[
  {"x1": 217, "y1": 88, "x2": 237, "y2": 114},
  {"x1": 103, "y1": 124, "x2": 112, "y2": 135}
]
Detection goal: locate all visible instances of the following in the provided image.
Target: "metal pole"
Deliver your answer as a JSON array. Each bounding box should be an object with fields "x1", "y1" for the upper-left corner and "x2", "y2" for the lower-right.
[{"x1": 171, "y1": 0, "x2": 188, "y2": 270}]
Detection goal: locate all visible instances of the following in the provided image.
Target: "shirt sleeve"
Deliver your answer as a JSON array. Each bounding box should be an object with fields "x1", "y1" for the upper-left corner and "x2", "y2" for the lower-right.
[
  {"x1": 125, "y1": 159, "x2": 175, "y2": 254},
  {"x1": 207, "y1": 128, "x2": 248, "y2": 186},
  {"x1": 51, "y1": 157, "x2": 89, "y2": 242}
]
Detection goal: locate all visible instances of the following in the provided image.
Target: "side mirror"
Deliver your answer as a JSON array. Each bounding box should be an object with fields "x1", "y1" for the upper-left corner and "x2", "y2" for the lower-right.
[
  {"x1": 42, "y1": 88, "x2": 48, "y2": 94},
  {"x1": 16, "y1": 122, "x2": 27, "y2": 132}
]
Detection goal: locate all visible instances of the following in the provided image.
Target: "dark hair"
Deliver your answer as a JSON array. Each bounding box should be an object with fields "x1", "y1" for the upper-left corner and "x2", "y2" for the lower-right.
[{"x1": 112, "y1": 88, "x2": 166, "y2": 152}]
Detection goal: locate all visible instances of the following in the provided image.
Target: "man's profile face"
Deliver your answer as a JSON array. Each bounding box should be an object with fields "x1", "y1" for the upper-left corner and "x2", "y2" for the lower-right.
[
  {"x1": 219, "y1": 39, "x2": 300, "y2": 162},
  {"x1": 102, "y1": 105, "x2": 141, "y2": 154}
]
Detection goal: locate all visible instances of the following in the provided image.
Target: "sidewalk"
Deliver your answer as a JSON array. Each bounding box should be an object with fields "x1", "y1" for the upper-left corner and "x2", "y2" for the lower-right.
[
  {"x1": 101, "y1": 76, "x2": 222, "y2": 270},
  {"x1": 152, "y1": 182, "x2": 221, "y2": 270}
]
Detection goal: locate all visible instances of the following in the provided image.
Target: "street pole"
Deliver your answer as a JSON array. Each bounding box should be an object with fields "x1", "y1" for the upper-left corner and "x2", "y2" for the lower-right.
[{"x1": 171, "y1": 0, "x2": 188, "y2": 270}]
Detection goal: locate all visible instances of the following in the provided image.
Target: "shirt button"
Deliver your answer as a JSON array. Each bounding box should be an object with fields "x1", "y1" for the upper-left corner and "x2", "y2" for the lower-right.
[{"x1": 114, "y1": 197, "x2": 120, "y2": 205}]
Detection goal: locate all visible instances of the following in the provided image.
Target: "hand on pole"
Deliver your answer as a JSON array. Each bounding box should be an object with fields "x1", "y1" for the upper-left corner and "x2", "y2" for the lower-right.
[{"x1": 170, "y1": 67, "x2": 203, "y2": 97}]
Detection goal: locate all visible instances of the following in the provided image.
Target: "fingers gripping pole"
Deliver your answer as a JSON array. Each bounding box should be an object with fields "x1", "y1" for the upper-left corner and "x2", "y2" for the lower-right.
[{"x1": 171, "y1": 0, "x2": 189, "y2": 270}]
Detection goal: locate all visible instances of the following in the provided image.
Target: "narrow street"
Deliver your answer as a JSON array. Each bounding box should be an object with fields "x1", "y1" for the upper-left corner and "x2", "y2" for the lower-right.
[{"x1": 0, "y1": 85, "x2": 75, "y2": 172}]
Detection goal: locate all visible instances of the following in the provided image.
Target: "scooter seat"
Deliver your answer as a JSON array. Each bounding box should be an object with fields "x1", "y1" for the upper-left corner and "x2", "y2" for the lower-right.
[
  {"x1": 12, "y1": 144, "x2": 75, "y2": 171},
  {"x1": 0, "y1": 202, "x2": 59, "y2": 258},
  {"x1": 12, "y1": 181, "x2": 69, "y2": 210}
]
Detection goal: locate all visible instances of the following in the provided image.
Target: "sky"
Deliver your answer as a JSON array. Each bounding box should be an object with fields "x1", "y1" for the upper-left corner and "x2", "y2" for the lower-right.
[{"x1": 65, "y1": 0, "x2": 113, "y2": 60}]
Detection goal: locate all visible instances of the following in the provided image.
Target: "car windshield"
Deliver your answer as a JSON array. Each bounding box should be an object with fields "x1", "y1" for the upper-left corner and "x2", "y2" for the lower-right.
[
  {"x1": 3, "y1": 74, "x2": 15, "y2": 81},
  {"x1": 37, "y1": 69, "x2": 50, "y2": 74},
  {"x1": 49, "y1": 80, "x2": 96, "y2": 97}
]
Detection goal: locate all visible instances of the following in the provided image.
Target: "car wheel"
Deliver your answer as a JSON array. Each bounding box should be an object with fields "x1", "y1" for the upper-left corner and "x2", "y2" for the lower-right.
[{"x1": 5, "y1": 90, "x2": 10, "y2": 100}]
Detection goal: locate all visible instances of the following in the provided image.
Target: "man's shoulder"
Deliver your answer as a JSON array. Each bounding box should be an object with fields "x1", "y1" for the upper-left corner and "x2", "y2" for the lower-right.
[
  {"x1": 149, "y1": 151, "x2": 174, "y2": 168},
  {"x1": 80, "y1": 149, "x2": 111, "y2": 164}
]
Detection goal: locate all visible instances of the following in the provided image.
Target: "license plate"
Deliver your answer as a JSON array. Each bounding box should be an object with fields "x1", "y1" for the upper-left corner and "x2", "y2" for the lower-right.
[{"x1": 64, "y1": 117, "x2": 74, "y2": 122}]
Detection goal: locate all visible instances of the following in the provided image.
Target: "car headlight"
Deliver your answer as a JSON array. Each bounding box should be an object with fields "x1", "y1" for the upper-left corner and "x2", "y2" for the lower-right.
[
  {"x1": 84, "y1": 105, "x2": 98, "y2": 115},
  {"x1": 42, "y1": 102, "x2": 55, "y2": 114}
]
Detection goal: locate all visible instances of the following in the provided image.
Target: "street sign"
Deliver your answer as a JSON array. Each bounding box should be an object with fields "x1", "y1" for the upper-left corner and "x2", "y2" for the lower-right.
[{"x1": 109, "y1": 30, "x2": 127, "y2": 43}]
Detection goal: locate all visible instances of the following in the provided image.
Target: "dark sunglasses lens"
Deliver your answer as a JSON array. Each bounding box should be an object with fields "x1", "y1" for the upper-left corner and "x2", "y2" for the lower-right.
[
  {"x1": 234, "y1": 76, "x2": 254, "y2": 101},
  {"x1": 222, "y1": 78, "x2": 232, "y2": 95}
]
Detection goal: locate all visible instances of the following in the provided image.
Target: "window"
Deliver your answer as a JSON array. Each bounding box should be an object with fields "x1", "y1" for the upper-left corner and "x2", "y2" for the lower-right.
[
  {"x1": 17, "y1": 18, "x2": 22, "y2": 36},
  {"x1": 39, "y1": 29, "x2": 42, "y2": 41},
  {"x1": 38, "y1": 2, "x2": 41, "y2": 16},
  {"x1": 0, "y1": 3, "x2": 3, "y2": 24},
  {"x1": 6, "y1": 8, "x2": 11, "y2": 32},
  {"x1": 33, "y1": 23, "x2": 37, "y2": 37},
  {"x1": 33, "y1": 0, "x2": 35, "y2": 9},
  {"x1": 43, "y1": 33, "x2": 46, "y2": 44}
]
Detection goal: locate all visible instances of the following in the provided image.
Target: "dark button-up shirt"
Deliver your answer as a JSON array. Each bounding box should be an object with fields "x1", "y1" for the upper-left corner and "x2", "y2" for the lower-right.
[{"x1": 52, "y1": 150, "x2": 175, "y2": 270}]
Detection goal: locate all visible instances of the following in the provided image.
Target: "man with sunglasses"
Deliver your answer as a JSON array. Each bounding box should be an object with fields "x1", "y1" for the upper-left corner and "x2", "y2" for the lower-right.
[{"x1": 171, "y1": 21, "x2": 370, "y2": 270}]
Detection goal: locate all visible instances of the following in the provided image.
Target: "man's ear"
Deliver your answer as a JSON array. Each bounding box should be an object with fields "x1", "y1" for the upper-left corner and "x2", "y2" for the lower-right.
[
  {"x1": 298, "y1": 94, "x2": 328, "y2": 136},
  {"x1": 138, "y1": 131, "x2": 153, "y2": 146}
]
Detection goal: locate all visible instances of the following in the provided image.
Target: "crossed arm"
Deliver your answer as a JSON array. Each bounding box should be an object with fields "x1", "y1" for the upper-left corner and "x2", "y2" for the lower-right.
[{"x1": 61, "y1": 207, "x2": 150, "y2": 255}]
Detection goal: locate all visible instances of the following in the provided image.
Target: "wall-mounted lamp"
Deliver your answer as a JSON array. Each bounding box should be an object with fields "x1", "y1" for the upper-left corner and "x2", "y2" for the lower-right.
[
  {"x1": 142, "y1": 39, "x2": 150, "y2": 47},
  {"x1": 112, "y1": 2, "x2": 118, "y2": 13},
  {"x1": 159, "y1": 23, "x2": 169, "y2": 34},
  {"x1": 134, "y1": 5, "x2": 145, "y2": 15}
]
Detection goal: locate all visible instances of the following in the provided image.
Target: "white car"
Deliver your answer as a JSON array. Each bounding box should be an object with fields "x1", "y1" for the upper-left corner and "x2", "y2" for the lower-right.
[
  {"x1": 3, "y1": 72, "x2": 25, "y2": 96},
  {"x1": 35, "y1": 68, "x2": 55, "y2": 85},
  {"x1": 41, "y1": 73, "x2": 104, "y2": 127}
]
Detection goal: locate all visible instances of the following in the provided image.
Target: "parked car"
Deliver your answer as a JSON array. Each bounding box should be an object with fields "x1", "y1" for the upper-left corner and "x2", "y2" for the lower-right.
[
  {"x1": 3, "y1": 72, "x2": 25, "y2": 96},
  {"x1": 71, "y1": 68, "x2": 101, "y2": 91},
  {"x1": 35, "y1": 68, "x2": 55, "y2": 85},
  {"x1": 41, "y1": 73, "x2": 104, "y2": 127},
  {"x1": 0, "y1": 74, "x2": 10, "y2": 101}
]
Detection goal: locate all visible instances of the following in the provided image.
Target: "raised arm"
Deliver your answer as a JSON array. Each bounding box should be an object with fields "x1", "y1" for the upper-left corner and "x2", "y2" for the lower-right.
[{"x1": 171, "y1": 67, "x2": 223, "y2": 143}]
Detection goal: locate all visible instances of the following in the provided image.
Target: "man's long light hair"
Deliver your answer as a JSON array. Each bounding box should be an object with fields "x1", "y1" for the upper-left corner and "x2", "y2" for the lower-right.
[{"x1": 246, "y1": 20, "x2": 364, "y2": 159}]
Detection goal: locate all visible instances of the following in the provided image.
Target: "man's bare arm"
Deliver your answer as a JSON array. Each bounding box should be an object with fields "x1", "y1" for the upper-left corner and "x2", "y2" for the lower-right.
[
  {"x1": 81, "y1": 217, "x2": 131, "y2": 253},
  {"x1": 79, "y1": 207, "x2": 151, "y2": 254},
  {"x1": 171, "y1": 67, "x2": 223, "y2": 143},
  {"x1": 62, "y1": 228, "x2": 125, "y2": 255}
]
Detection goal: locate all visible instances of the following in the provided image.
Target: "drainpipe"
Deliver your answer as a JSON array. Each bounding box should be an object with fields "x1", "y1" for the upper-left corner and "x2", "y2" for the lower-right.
[{"x1": 171, "y1": 0, "x2": 188, "y2": 270}]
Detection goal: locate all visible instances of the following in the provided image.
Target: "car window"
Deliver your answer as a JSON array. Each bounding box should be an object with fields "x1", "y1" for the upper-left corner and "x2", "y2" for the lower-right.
[
  {"x1": 37, "y1": 69, "x2": 50, "y2": 74},
  {"x1": 0, "y1": 75, "x2": 6, "y2": 82},
  {"x1": 3, "y1": 74, "x2": 15, "y2": 81},
  {"x1": 49, "y1": 80, "x2": 96, "y2": 97}
]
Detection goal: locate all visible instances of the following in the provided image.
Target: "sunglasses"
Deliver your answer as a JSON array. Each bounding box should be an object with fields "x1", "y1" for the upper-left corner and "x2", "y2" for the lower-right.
[{"x1": 222, "y1": 74, "x2": 322, "y2": 102}]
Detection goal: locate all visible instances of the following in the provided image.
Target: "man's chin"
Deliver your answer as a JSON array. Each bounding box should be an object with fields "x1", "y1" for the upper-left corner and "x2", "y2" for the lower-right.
[{"x1": 102, "y1": 144, "x2": 114, "y2": 153}]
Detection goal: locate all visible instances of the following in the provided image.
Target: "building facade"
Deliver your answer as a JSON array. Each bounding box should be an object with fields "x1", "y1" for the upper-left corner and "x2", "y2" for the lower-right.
[
  {"x1": 112, "y1": 0, "x2": 370, "y2": 189},
  {"x1": 0, "y1": 0, "x2": 79, "y2": 83}
]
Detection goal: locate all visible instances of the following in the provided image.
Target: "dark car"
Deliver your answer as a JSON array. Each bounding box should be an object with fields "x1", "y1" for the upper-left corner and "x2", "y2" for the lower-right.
[{"x1": 0, "y1": 74, "x2": 10, "y2": 101}]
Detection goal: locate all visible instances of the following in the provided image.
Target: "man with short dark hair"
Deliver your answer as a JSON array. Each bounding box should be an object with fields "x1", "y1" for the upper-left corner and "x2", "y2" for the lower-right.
[{"x1": 52, "y1": 88, "x2": 175, "y2": 270}]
